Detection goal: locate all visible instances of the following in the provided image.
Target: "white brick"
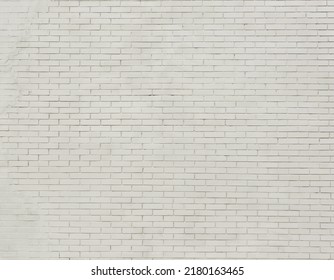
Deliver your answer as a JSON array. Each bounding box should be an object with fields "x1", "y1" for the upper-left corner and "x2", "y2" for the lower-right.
[{"x1": 0, "y1": 0, "x2": 333, "y2": 260}]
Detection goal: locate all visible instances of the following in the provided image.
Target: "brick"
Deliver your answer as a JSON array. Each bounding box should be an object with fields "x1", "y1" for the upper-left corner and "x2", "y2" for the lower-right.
[{"x1": 0, "y1": 0, "x2": 333, "y2": 260}]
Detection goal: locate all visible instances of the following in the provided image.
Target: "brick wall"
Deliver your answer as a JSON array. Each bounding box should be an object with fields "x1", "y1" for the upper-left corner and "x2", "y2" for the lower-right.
[{"x1": 1, "y1": 0, "x2": 334, "y2": 259}]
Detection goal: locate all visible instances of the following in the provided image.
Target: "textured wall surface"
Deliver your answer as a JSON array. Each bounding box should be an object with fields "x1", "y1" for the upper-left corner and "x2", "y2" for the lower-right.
[{"x1": 1, "y1": 0, "x2": 334, "y2": 259}]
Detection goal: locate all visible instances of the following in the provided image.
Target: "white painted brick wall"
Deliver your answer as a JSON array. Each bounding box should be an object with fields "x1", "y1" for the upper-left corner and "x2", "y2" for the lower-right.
[{"x1": 1, "y1": 0, "x2": 334, "y2": 259}]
